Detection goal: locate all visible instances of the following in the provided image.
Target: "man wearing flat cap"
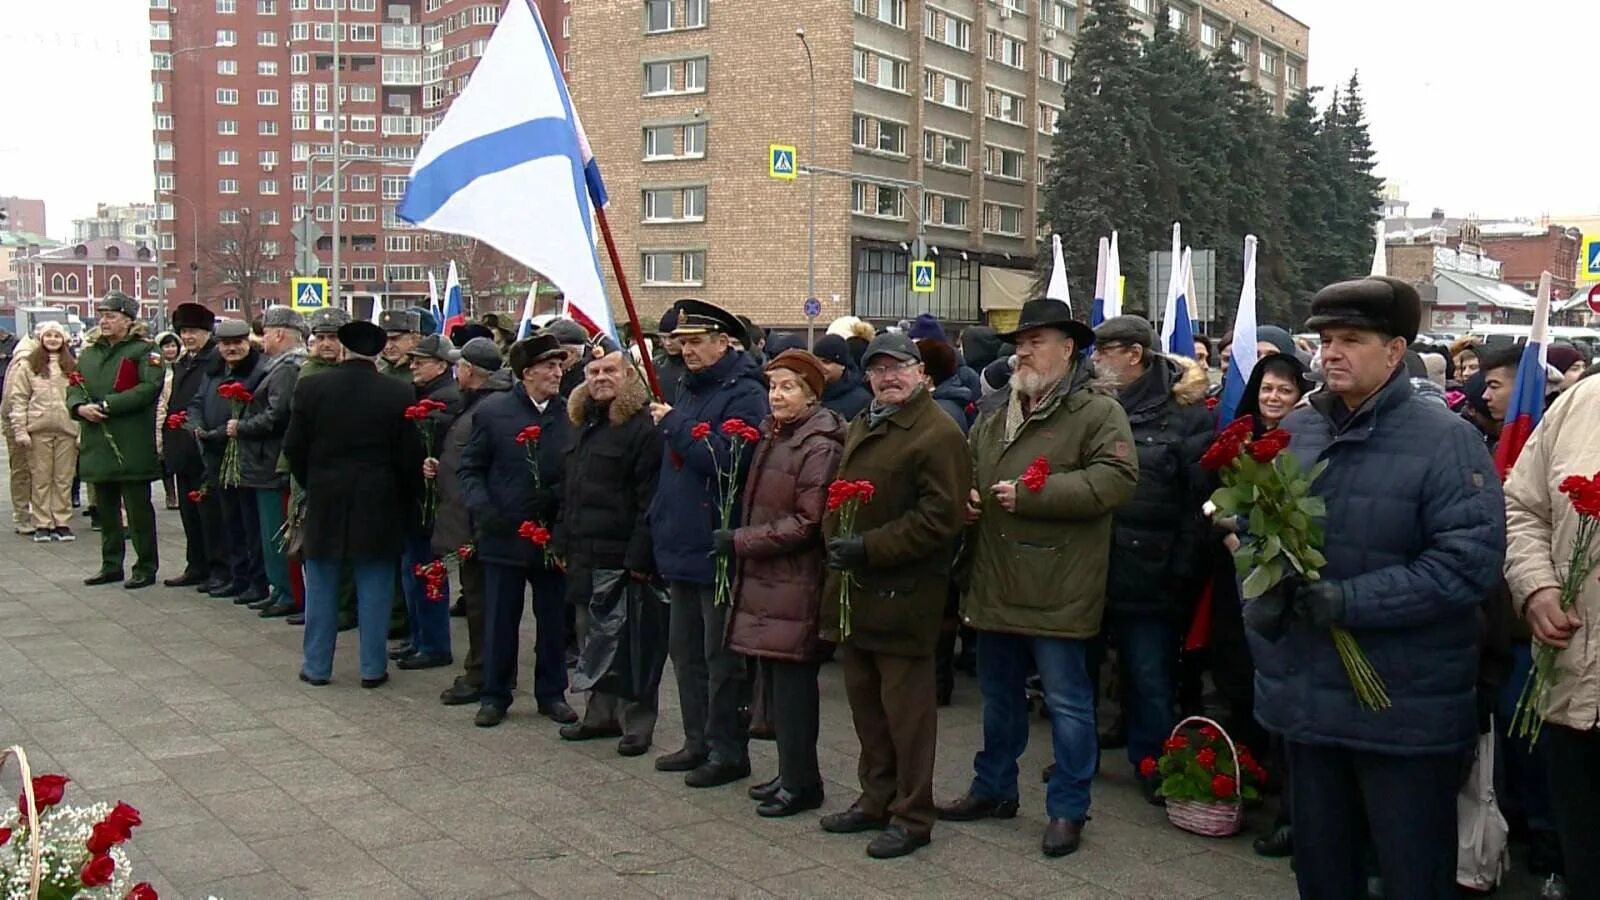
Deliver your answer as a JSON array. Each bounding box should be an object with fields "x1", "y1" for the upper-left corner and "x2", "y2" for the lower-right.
[
  {"x1": 394, "y1": 333, "x2": 464, "y2": 670},
  {"x1": 645, "y1": 297, "x2": 769, "y2": 787},
  {"x1": 377, "y1": 309, "x2": 422, "y2": 381},
  {"x1": 943, "y1": 299, "x2": 1138, "y2": 858},
  {"x1": 190, "y1": 317, "x2": 269, "y2": 606},
  {"x1": 163, "y1": 302, "x2": 226, "y2": 590},
  {"x1": 1246, "y1": 276, "x2": 1505, "y2": 898},
  {"x1": 232, "y1": 307, "x2": 309, "y2": 619},
  {"x1": 817, "y1": 332, "x2": 971, "y2": 860},
  {"x1": 434, "y1": 337, "x2": 515, "y2": 706},
  {"x1": 69, "y1": 291, "x2": 167, "y2": 589},
  {"x1": 457, "y1": 333, "x2": 578, "y2": 727},
  {"x1": 284, "y1": 320, "x2": 423, "y2": 687},
  {"x1": 540, "y1": 317, "x2": 591, "y2": 399}
]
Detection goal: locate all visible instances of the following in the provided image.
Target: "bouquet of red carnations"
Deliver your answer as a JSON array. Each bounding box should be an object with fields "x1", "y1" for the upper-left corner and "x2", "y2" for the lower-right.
[
  {"x1": 404, "y1": 398, "x2": 449, "y2": 523},
  {"x1": 695, "y1": 418, "x2": 762, "y2": 606},
  {"x1": 216, "y1": 381, "x2": 254, "y2": 488},
  {"x1": 828, "y1": 479, "x2": 876, "y2": 639},
  {"x1": 518, "y1": 521, "x2": 559, "y2": 568},
  {"x1": 1510, "y1": 471, "x2": 1600, "y2": 744},
  {"x1": 1202, "y1": 415, "x2": 1389, "y2": 711},
  {"x1": 413, "y1": 543, "x2": 475, "y2": 603}
]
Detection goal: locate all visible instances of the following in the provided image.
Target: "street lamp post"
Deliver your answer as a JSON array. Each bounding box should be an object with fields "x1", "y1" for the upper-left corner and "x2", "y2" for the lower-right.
[
  {"x1": 332, "y1": 1, "x2": 342, "y2": 311},
  {"x1": 796, "y1": 28, "x2": 817, "y2": 347},
  {"x1": 161, "y1": 190, "x2": 200, "y2": 299}
]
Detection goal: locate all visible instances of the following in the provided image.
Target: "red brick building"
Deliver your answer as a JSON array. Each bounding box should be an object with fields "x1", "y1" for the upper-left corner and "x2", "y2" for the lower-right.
[
  {"x1": 1464, "y1": 224, "x2": 1581, "y2": 303},
  {"x1": 150, "y1": 0, "x2": 566, "y2": 319},
  {"x1": 18, "y1": 240, "x2": 161, "y2": 320},
  {"x1": 0, "y1": 197, "x2": 48, "y2": 239}
]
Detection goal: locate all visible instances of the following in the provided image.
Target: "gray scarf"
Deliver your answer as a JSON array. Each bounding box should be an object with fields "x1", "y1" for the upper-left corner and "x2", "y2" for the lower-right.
[{"x1": 867, "y1": 385, "x2": 924, "y2": 430}]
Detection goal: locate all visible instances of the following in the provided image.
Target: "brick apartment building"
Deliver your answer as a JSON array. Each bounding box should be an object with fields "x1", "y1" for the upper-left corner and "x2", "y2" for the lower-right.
[
  {"x1": 15, "y1": 240, "x2": 161, "y2": 321},
  {"x1": 570, "y1": 0, "x2": 1308, "y2": 329},
  {"x1": 150, "y1": 0, "x2": 567, "y2": 319},
  {"x1": 0, "y1": 197, "x2": 48, "y2": 239}
]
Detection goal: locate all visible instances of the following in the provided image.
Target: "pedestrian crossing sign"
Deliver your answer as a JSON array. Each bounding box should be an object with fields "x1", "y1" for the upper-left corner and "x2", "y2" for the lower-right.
[
  {"x1": 911, "y1": 260, "x2": 936, "y2": 294},
  {"x1": 1584, "y1": 236, "x2": 1600, "y2": 279},
  {"x1": 769, "y1": 144, "x2": 797, "y2": 180},
  {"x1": 290, "y1": 276, "x2": 329, "y2": 312}
]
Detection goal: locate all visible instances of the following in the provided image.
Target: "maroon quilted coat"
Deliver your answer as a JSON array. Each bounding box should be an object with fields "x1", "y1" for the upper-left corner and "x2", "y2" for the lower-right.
[{"x1": 726, "y1": 404, "x2": 846, "y2": 662}]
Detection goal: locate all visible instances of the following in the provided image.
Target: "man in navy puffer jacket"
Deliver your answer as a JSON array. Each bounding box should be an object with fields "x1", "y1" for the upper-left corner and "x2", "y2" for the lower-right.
[
  {"x1": 646, "y1": 299, "x2": 769, "y2": 788},
  {"x1": 1247, "y1": 277, "x2": 1505, "y2": 900}
]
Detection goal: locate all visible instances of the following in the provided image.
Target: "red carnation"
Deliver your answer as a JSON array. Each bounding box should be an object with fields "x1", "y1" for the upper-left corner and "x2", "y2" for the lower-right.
[
  {"x1": 1205, "y1": 395, "x2": 1219, "y2": 411},
  {"x1": 1211, "y1": 774, "x2": 1237, "y2": 799},
  {"x1": 515, "y1": 424, "x2": 543, "y2": 444},
  {"x1": 68, "y1": 371, "x2": 86, "y2": 387},
  {"x1": 518, "y1": 521, "x2": 550, "y2": 547},
  {"x1": 827, "y1": 480, "x2": 858, "y2": 512},
  {"x1": 1020, "y1": 456, "x2": 1050, "y2": 492},
  {"x1": 1162, "y1": 736, "x2": 1188, "y2": 753},
  {"x1": 1574, "y1": 483, "x2": 1600, "y2": 520},
  {"x1": 127, "y1": 884, "x2": 159, "y2": 900},
  {"x1": 1195, "y1": 748, "x2": 1217, "y2": 771},
  {"x1": 1199, "y1": 724, "x2": 1222, "y2": 741},
  {"x1": 457, "y1": 544, "x2": 474, "y2": 560},
  {"x1": 164, "y1": 411, "x2": 188, "y2": 431},
  {"x1": 741, "y1": 425, "x2": 762, "y2": 443},
  {"x1": 720, "y1": 418, "x2": 749, "y2": 436},
  {"x1": 854, "y1": 480, "x2": 876, "y2": 503},
  {"x1": 1559, "y1": 475, "x2": 1591, "y2": 497},
  {"x1": 421, "y1": 399, "x2": 447, "y2": 412},
  {"x1": 1247, "y1": 428, "x2": 1292, "y2": 463},
  {"x1": 186, "y1": 489, "x2": 205, "y2": 503},
  {"x1": 80, "y1": 853, "x2": 116, "y2": 887},
  {"x1": 964, "y1": 401, "x2": 976, "y2": 415},
  {"x1": 1138, "y1": 756, "x2": 1158, "y2": 778},
  {"x1": 690, "y1": 422, "x2": 712, "y2": 441}
]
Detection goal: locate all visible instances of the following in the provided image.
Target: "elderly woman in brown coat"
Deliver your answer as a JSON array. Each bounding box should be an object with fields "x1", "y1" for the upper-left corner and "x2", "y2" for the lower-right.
[{"x1": 716, "y1": 349, "x2": 845, "y2": 819}]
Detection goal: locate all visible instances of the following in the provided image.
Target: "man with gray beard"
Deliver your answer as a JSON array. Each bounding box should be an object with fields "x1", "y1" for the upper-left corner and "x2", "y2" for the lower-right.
[{"x1": 942, "y1": 298, "x2": 1138, "y2": 858}]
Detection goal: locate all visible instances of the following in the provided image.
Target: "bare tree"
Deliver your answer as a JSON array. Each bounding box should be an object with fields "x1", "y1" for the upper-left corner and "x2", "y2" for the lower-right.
[
  {"x1": 202, "y1": 208, "x2": 280, "y2": 318},
  {"x1": 436, "y1": 237, "x2": 539, "y2": 318}
]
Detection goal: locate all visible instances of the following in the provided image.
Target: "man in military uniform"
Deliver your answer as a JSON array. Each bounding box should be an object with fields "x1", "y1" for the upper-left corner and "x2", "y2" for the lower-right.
[
  {"x1": 289, "y1": 307, "x2": 357, "y2": 630},
  {"x1": 378, "y1": 309, "x2": 422, "y2": 381},
  {"x1": 67, "y1": 291, "x2": 166, "y2": 589}
]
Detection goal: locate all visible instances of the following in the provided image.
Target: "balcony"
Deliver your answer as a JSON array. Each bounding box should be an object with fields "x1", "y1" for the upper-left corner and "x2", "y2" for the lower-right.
[
  {"x1": 382, "y1": 24, "x2": 420, "y2": 50},
  {"x1": 380, "y1": 59, "x2": 422, "y2": 86},
  {"x1": 381, "y1": 115, "x2": 422, "y2": 136}
]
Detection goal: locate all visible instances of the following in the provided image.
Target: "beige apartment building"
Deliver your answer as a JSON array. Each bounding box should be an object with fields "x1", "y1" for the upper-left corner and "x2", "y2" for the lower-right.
[{"x1": 570, "y1": 0, "x2": 1308, "y2": 330}]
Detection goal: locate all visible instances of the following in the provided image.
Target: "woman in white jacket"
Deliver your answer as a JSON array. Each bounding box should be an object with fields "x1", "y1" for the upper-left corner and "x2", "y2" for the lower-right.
[{"x1": 6, "y1": 322, "x2": 80, "y2": 541}]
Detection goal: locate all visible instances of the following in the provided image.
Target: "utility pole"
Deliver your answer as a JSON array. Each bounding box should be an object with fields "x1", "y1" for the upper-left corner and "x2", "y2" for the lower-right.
[
  {"x1": 796, "y1": 28, "x2": 817, "y2": 347},
  {"x1": 331, "y1": 0, "x2": 342, "y2": 310}
]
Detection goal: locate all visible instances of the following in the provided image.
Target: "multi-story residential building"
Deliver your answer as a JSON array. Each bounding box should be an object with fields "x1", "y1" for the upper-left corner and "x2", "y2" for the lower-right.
[
  {"x1": 571, "y1": 0, "x2": 1308, "y2": 328},
  {"x1": 0, "y1": 198, "x2": 48, "y2": 240},
  {"x1": 73, "y1": 203, "x2": 161, "y2": 246},
  {"x1": 149, "y1": 0, "x2": 565, "y2": 319},
  {"x1": 0, "y1": 232, "x2": 61, "y2": 311}
]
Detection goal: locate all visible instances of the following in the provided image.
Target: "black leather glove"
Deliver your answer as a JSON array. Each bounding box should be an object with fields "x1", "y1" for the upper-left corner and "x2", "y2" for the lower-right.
[
  {"x1": 1293, "y1": 580, "x2": 1346, "y2": 629},
  {"x1": 528, "y1": 487, "x2": 559, "y2": 522},
  {"x1": 827, "y1": 536, "x2": 867, "y2": 572},
  {"x1": 711, "y1": 528, "x2": 736, "y2": 557},
  {"x1": 1242, "y1": 576, "x2": 1302, "y2": 642}
]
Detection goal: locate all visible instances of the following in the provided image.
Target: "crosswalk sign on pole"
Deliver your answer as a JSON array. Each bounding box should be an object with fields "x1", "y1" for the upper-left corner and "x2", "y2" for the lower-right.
[
  {"x1": 769, "y1": 144, "x2": 797, "y2": 180},
  {"x1": 290, "y1": 276, "x2": 330, "y2": 312},
  {"x1": 911, "y1": 260, "x2": 936, "y2": 294},
  {"x1": 1583, "y1": 235, "x2": 1600, "y2": 280}
]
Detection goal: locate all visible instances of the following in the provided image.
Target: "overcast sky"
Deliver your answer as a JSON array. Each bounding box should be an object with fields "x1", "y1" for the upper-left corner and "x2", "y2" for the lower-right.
[{"x1": 3, "y1": 1, "x2": 1593, "y2": 240}]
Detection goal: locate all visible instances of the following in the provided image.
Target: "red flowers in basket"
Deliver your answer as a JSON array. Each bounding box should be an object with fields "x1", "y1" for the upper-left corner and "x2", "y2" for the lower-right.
[
  {"x1": 163, "y1": 410, "x2": 188, "y2": 431},
  {"x1": 3, "y1": 773, "x2": 157, "y2": 895},
  {"x1": 1142, "y1": 722, "x2": 1264, "y2": 805},
  {"x1": 1019, "y1": 456, "x2": 1050, "y2": 492}
]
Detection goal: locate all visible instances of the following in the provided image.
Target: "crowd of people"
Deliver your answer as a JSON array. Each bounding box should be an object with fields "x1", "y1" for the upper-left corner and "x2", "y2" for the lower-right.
[{"x1": 11, "y1": 281, "x2": 1600, "y2": 897}]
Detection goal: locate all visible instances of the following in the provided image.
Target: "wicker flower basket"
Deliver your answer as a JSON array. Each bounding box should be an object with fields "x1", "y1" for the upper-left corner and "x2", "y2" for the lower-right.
[
  {"x1": 3, "y1": 744, "x2": 45, "y2": 899},
  {"x1": 1163, "y1": 716, "x2": 1245, "y2": 838}
]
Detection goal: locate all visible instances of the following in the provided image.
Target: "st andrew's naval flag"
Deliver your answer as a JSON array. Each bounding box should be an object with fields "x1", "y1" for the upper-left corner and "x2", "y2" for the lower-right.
[{"x1": 398, "y1": 0, "x2": 617, "y2": 339}]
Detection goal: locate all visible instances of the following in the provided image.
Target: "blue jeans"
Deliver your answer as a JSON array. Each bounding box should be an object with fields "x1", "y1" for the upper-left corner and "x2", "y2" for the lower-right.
[
  {"x1": 971, "y1": 631, "x2": 1096, "y2": 821},
  {"x1": 401, "y1": 532, "x2": 451, "y2": 658},
  {"x1": 1106, "y1": 612, "x2": 1176, "y2": 771},
  {"x1": 480, "y1": 562, "x2": 567, "y2": 711},
  {"x1": 302, "y1": 557, "x2": 395, "y2": 681}
]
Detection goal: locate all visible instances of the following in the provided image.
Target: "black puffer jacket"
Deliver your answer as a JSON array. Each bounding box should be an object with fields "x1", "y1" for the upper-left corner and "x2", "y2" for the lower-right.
[
  {"x1": 165, "y1": 340, "x2": 218, "y2": 478},
  {"x1": 559, "y1": 373, "x2": 662, "y2": 582},
  {"x1": 821, "y1": 370, "x2": 871, "y2": 423},
  {"x1": 234, "y1": 348, "x2": 305, "y2": 491},
  {"x1": 1106, "y1": 354, "x2": 1215, "y2": 615},
  {"x1": 188, "y1": 346, "x2": 261, "y2": 488},
  {"x1": 431, "y1": 368, "x2": 512, "y2": 556},
  {"x1": 458, "y1": 383, "x2": 570, "y2": 568}
]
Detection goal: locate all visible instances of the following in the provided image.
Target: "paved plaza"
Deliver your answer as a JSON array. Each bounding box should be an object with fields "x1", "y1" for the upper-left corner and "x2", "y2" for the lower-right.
[{"x1": 0, "y1": 493, "x2": 1307, "y2": 898}]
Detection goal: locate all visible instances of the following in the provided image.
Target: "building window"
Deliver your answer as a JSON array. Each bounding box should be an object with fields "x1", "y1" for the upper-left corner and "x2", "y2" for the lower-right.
[
  {"x1": 1167, "y1": 7, "x2": 1187, "y2": 31},
  {"x1": 218, "y1": 119, "x2": 238, "y2": 135},
  {"x1": 987, "y1": 31, "x2": 1026, "y2": 69},
  {"x1": 259, "y1": 120, "x2": 278, "y2": 136},
  {"x1": 50, "y1": 273, "x2": 63, "y2": 293},
  {"x1": 349, "y1": 24, "x2": 376, "y2": 42},
  {"x1": 682, "y1": 187, "x2": 705, "y2": 220},
  {"x1": 642, "y1": 252, "x2": 672, "y2": 284},
  {"x1": 258, "y1": 61, "x2": 278, "y2": 78},
  {"x1": 1040, "y1": 50, "x2": 1069, "y2": 83},
  {"x1": 152, "y1": 52, "x2": 172, "y2": 71},
  {"x1": 925, "y1": 193, "x2": 968, "y2": 228},
  {"x1": 684, "y1": 58, "x2": 707, "y2": 92},
  {"x1": 985, "y1": 203, "x2": 1023, "y2": 236},
  {"x1": 217, "y1": 88, "x2": 239, "y2": 105},
  {"x1": 685, "y1": 0, "x2": 707, "y2": 28},
  {"x1": 923, "y1": 70, "x2": 970, "y2": 110},
  {"x1": 642, "y1": 189, "x2": 673, "y2": 222},
  {"x1": 382, "y1": 175, "x2": 408, "y2": 199},
  {"x1": 224, "y1": 298, "x2": 241, "y2": 312},
  {"x1": 151, "y1": 22, "x2": 171, "y2": 41},
  {"x1": 1038, "y1": 103, "x2": 1061, "y2": 135},
  {"x1": 855, "y1": 0, "x2": 906, "y2": 28},
  {"x1": 1047, "y1": 1, "x2": 1075, "y2": 32},
  {"x1": 291, "y1": 53, "x2": 309, "y2": 76},
  {"x1": 877, "y1": 120, "x2": 905, "y2": 155},
  {"x1": 65, "y1": 275, "x2": 79, "y2": 294},
  {"x1": 216, "y1": 29, "x2": 237, "y2": 45},
  {"x1": 218, "y1": 149, "x2": 239, "y2": 165},
  {"x1": 986, "y1": 88, "x2": 1025, "y2": 126},
  {"x1": 157, "y1": 173, "x2": 174, "y2": 192},
  {"x1": 153, "y1": 113, "x2": 173, "y2": 131},
  {"x1": 156, "y1": 142, "x2": 174, "y2": 161},
  {"x1": 216, "y1": 0, "x2": 236, "y2": 12},
  {"x1": 1259, "y1": 51, "x2": 1277, "y2": 75},
  {"x1": 851, "y1": 182, "x2": 904, "y2": 219},
  {"x1": 1129, "y1": 0, "x2": 1151, "y2": 13},
  {"x1": 219, "y1": 179, "x2": 239, "y2": 194},
  {"x1": 350, "y1": 84, "x2": 377, "y2": 103},
  {"x1": 108, "y1": 275, "x2": 122, "y2": 293},
  {"x1": 385, "y1": 235, "x2": 411, "y2": 252},
  {"x1": 260, "y1": 209, "x2": 279, "y2": 225},
  {"x1": 221, "y1": 208, "x2": 240, "y2": 224},
  {"x1": 683, "y1": 251, "x2": 705, "y2": 284},
  {"x1": 1232, "y1": 36, "x2": 1250, "y2": 59},
  {"x1": 217, "y1": 58, "x2": 237, "y2": 75},
  {"x1": 257, "y1": 0, "x2": 277, "y2": 12},
  {"x1": 684, "y1": 122, "x2": 706, "y2": 156},
  {"x1": 1287, "y1": 64, "x2": 1301, "y2": 87},
  {"x1": 644, "y1": 0, "x2": 673, "y2": 32},
  {"x1": 644, "y1": 61, "x2": 672, "y2": 95},
  {"x1": 258, "y1": 89, "x2": 279, "y2": 105},
  {"x1": 986, "y1": 145, "x2": 1025, "y2": 180},
  {"x1": 1200, "y1": 21, "x2": 1219, "y2": 47},
  {"x1": 259, "y1": 179, "x2": 279, "y2": 195}
]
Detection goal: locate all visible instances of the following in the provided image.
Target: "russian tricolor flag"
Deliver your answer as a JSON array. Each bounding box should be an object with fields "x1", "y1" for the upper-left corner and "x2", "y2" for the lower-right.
[
  {"x1": 1494, "y1": 271, "x2": 1553, "y2": 479},
  {"x1": 1217, "y1": 235, "x2": 1259, "y2": 424}
]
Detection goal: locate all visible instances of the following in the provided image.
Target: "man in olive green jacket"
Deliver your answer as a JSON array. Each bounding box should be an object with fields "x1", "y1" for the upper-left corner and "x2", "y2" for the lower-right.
[
  {"x1": 68, "y1": 292, "x2": 167, "y2": 589},
  {"x1": 940, "y1": 298, "x2": 1138, "y2": 859},
  {"x1": 818, "y1": 332, "x2": 970, "y2": 861}
]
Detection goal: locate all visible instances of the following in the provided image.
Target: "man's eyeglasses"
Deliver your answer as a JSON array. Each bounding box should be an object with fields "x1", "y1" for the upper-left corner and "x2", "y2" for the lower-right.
[{"x1": 865, "y1": 360, "x2": 921, "y2": 378}]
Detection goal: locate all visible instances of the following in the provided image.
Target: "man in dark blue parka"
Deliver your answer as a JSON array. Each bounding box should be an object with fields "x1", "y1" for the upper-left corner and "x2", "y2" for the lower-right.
[
  {"x1": 647, "y1": 298, "x2": 769, "y2": 788},
  {"x1": 1247, "y1": 277, "x2": 1505, "y2": 900}
]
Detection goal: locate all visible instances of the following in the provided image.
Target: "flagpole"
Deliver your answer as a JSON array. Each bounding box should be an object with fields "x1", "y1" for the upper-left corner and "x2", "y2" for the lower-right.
[{"x1": 593, "y1": 205, "x2": 663, "y2": 401}]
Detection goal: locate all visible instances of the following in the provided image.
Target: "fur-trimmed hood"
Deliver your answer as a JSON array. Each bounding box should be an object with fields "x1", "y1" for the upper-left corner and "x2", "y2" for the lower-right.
[
  {"x1": 1168, "y1": 354, "x2": 1210, "y2": 406},
  {"x1": 567, "y1": 365, "x2": 649, "y2": 426}
]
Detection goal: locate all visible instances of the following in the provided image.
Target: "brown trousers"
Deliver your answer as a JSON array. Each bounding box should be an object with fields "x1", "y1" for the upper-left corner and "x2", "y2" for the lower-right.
[
  {"x1": 840, "y1": 644, "x2": 938, "y2": 836},
  {"x1": 27, "y1": 433, "x2": 76, "y2": 530},
  {"x1": 5, "y1": 428, "x2": 31, "y2": 528}
]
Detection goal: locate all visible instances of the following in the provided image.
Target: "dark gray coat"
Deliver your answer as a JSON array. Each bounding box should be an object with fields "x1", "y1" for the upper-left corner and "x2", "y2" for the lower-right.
[{"x1": 431, "y1": 368, "x2": 512, "y2": 556}]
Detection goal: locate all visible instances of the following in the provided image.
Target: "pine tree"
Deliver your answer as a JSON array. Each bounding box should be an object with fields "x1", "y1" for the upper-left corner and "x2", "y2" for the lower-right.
[
  {"x1": 1331, "y1": 73, "x2": 1384, "y2": 282},
  {"x1": 1038, "y1": 0, "x2": 1155, "y2": 314},
  {"x1": 1141, "y1": 6, "x2": 1230, "y2": 266},
  {"x1": 1276, "y1": 86, "x2": 1333, "y2": 322}
]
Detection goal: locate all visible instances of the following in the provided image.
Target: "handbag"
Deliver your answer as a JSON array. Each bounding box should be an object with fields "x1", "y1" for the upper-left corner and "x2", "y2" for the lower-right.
[{"x1": 1455, "y1": 720, "x2": 1509, "y2": 891}]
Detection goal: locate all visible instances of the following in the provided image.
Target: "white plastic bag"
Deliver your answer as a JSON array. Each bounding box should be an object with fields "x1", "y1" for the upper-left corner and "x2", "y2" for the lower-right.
[{"x1": 1456, "y1": 721, "x2": 1509, "y2": 891}]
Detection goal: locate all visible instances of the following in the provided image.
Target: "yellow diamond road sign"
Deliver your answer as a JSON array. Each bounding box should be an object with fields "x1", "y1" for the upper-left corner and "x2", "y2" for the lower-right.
[
  {"x1": 769, "y1": 144, "x2": 797, "y2": 180},
  {"x1": 911, "y1": 260, "x2": 936, "y2": 294},
  {"x1": 290, "y1": 276, "x2": 329, "y2": 312}
]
